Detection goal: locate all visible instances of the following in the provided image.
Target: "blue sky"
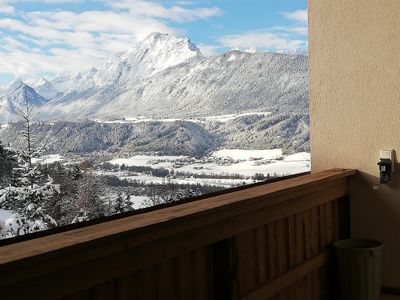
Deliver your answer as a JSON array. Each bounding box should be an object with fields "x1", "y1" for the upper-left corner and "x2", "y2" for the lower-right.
[{"x1": 0, "y1": 0, "x2": 307, "y2": 86}]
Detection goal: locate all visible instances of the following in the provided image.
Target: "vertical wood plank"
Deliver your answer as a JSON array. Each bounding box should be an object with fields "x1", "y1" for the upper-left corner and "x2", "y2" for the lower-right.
[
  {"x1": 267, "y1": 222, "x2": 278, "y2": 280},
  {"x1": 157, "y1": 258, "x2": 177, "y2": 300},
  {"x1": 249, "y1": 229, "x2": 259, "y2": 291},
  {"x1": 318, "y1": 204, "x2": 328, "y2": 251},
  {"x1": 176, "y1": 252, "x2": 192, "y2": 300},
  {"x1": 236, "y1": 231, "x2": 253, "y2": 295},
  {"x1": 332, "y1": 199, "x2": 341, "y2": 241},
  {"x1": 255, "y1": 226, "x2": 268, "y2": 285},
  {"x1": 305, "y1": 273, "x2": 313, "y2": 300},
  {"x1": 142, "y1": 264, "x2": 158, "y2": 300},
  {"x1": 191, "y1": 248, "x2": 209, "y2": 300},
  {"x1": 310, "y1": 207, "x2": 320, "y2": 257},
  {"x1": 287, "y1": 215, "x2": 296, "y2": 269},
  {"x1": 119, "y1": 272, "x2": 134, "y2": 300},
  {"x1": 213, "y1": 239, "x2": 236, "y2": 300},
  {"x1": 326, "y1": 201, "x2": 334, "y2": 245},
  {"x1": 339, "y1": 196, "x2": 351, "y2": 239},
  {"x1": 295, "y1": 213, "x2": 304, "y2": 265},
  {"x1": 312, "y1": 269, "x2": 320, "y2": 300},
  {"x1": 276, "y1": 219, "x2": 288, "y2": 275},
  {"x1": 130, "y1": 269, "x2": 144, "y2": 299},
  {"x1": 231, "y1": 236, "x2": 241, "y2": 300},
  {"x1": 302, "y1": 209, "x2": 313, "y2": 260}
]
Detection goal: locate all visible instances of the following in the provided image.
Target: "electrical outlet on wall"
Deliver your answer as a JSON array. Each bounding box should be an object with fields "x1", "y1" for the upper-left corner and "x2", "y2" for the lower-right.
[{"x1": 380, "y1": 149, "x2": 395, "y2": 173}]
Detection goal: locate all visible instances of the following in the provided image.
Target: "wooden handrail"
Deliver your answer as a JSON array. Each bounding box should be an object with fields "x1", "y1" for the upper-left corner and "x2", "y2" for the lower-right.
[
  {"x1": 0, "y1": 169, "x2": 356, "y2": 299},
  {"x1": 0, "y1": 169, "x2": 354, "y2": 265}
]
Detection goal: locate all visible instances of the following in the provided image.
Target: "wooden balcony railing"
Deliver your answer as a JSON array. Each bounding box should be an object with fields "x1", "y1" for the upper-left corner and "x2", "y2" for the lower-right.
[{"x1": 0, "y1": 169, "x2": 355, "y2": 300}]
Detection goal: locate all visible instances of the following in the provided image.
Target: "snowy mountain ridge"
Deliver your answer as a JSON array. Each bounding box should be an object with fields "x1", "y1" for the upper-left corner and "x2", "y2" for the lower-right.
[
  {"x1": 26, "y1": 77, "x2": 61, "y2": 100},
  {"x1": 92, "y1": 32, "x2": 203, "y2": 87},
  {"x1": 0, "y1": 32, "x2": 308, "y2": 123},
  {"x1": 0, "y1": 79, "x2": 48, "y2": 121}
]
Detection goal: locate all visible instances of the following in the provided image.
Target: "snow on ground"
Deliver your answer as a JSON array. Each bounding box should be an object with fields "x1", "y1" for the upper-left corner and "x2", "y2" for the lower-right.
[
  {"x1": 103, "y1": 193, "x2": 149, "y2": 210},
  {"x1": 178, "y1": 158, "x2": 310, "y2": 178},
  {"x1": 0, "y1": 209, "x2": 13, "y2": 225},
  {"x1": 202, "y1": 112, "x2": 271, "y2": 123},
  {"x1": 0, "y1": 209, "x2": 16, "y2": 237},
  {"x1": 97, "y1": 170, "x2": 255, "y2": 188},
  {"x1": 32, "y1": 154, "x2": 63, "y2": 164},
  {"x1": 283, "y1": 152, "x2": 311, "y2": 162},
  {"x1": 110, "y1": 155, "x2": 188, "y2": 168},
  {"x1": 104, "y1": 149, "x2": 311, "y2": 188},
  {"x1": 93, "y1": 112, "x2": 271, "y2": 125},
  {"x1": 130, "y1": 195, "x2": 149, "y2": 209},
  {"x1": 212, "y1": 149, "x2": 282, "y2": 160}
]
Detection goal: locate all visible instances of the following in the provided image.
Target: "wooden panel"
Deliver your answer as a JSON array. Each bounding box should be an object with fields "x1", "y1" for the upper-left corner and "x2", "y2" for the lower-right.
[
  {"x1": 0, "y1": 170, "x2": 355, "y2": 267},
  {"x1": 0, "y1": 169, "x2": 354, "y2": 300},
  {"x1": 254, "y1": 226, "x2": 268, "y2": 285},
  {"x1": 266, "y1": 222, "x2": 279, "y2": 281},
  {"x1": 242, "y1": 251, "x2": 329, "y2": 300},
  {"x1": 60, "y1": 247, "x2": 213, "y2": 300},
  {"x1": 233, "y1": 196, "x2": 350, "y2": 299},
  {"x1": 276, "y1": 219, "x2": 288, "y2": 275}
]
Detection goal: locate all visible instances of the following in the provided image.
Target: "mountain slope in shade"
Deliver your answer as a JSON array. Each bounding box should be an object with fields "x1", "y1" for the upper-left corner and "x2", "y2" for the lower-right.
[
  {"x1": 0, "y1": 113, "x2": 309, "y2": 157},
  {"x1": 0, "y1": 79, "x2": 48, "y2": 122}
]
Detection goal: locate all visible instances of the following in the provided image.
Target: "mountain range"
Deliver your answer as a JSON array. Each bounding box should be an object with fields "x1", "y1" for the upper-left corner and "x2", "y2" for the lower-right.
[
  {"x1": 0, "y1": 32, "x2": 309, "y2": 155},
  {"x1": 0, "y1": 32, "x2": 308, "y2": 121}
]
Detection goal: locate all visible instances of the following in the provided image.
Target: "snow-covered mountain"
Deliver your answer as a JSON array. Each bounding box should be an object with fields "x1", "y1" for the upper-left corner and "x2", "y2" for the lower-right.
[
  {"x1": 49, "y1": 67, "x2": 99, "y2": 94},
  {"x1": 0, "y1": 79, "x2": 48, "y2": 121},
  {"x1": 93, "y1": 32, "x2": 203, "y2": 87},
  {"x1": 26, "y1": 77, "x2": 61, "y2": 100},
  {"x1": 95, "y1": 50, "x2": 308, "y2": 119},
  {"x1": 0, "y1": 32, "x2": 308, "y2": 122},
  {"x1": 46, "y1": 32, "x2": 202, "y2": 96}
]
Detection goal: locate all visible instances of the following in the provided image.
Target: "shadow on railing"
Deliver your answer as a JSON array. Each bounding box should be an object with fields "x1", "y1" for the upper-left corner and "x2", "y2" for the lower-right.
[{"x1": 0, "y1": 169, "x2": 355, "y2": 300}]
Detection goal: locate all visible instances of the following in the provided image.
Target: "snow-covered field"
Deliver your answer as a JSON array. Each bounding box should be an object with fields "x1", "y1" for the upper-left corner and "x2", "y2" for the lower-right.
[
  {"x1": 32, "y1": 154, "x2": 63, "y2": 164},
  {"x1": 110, "y1": 155, "x2": 188, "y2": 168},
  {"x1": 93, "y1": 112, "x2": 272, "y2": 125},
  {"x1": 95, "y1": 170, "x2": 255, "y2": 188},
  {"x1": 28, "y1": 149, "x2": 310, "y2": 189},
  {"x1": 202, "y1": 112, "x2": 271, "y2": 123},
  {"x1": 212, "y1": 149, "x2": 282, "y2": 160},
  {"x1": 103, "y1": 149, "x2": 311, "y2": 188}
]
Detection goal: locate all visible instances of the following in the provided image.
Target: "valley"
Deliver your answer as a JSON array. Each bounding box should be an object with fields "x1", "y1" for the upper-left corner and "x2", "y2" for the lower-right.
[{"x1": 0, "y1": 32, "x2": 310, "y2": 238}]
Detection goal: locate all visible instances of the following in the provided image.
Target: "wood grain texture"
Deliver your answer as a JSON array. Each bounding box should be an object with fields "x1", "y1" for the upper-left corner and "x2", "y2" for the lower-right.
[
  {"x1": 0, "y1": 169, "x2": 354, "y2": 300},
  {"x1": 232, "y1": 197, "x2": 348, "y2": 299},
  {"x1": 242, "y1": 251, "x2": 329, "y2": 300}
]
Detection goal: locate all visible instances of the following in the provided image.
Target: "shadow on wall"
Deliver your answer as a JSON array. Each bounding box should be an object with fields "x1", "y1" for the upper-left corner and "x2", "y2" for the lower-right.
[{"x1": 350, "y1": 165, "x2": 400, "y2": 287}]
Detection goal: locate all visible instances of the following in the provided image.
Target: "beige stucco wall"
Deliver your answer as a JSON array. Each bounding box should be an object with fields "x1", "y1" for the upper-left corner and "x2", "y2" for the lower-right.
[{"x1": 309, "y1": 0, "x2": 400, "y2": 287}]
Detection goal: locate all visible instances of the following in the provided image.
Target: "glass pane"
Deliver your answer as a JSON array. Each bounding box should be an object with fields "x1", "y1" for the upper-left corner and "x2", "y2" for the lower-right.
[{"x1": 0, "y1": 0, "x2": 309, "y2": 240}]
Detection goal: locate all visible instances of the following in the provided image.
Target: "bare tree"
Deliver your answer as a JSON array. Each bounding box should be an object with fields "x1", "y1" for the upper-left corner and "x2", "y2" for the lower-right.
[
  {"x1": 12, "y1": 101, "x2": 39, "y2": 167},
  {"x1": 11, "y1": 100, "x2": 46, "y2": 188}
]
